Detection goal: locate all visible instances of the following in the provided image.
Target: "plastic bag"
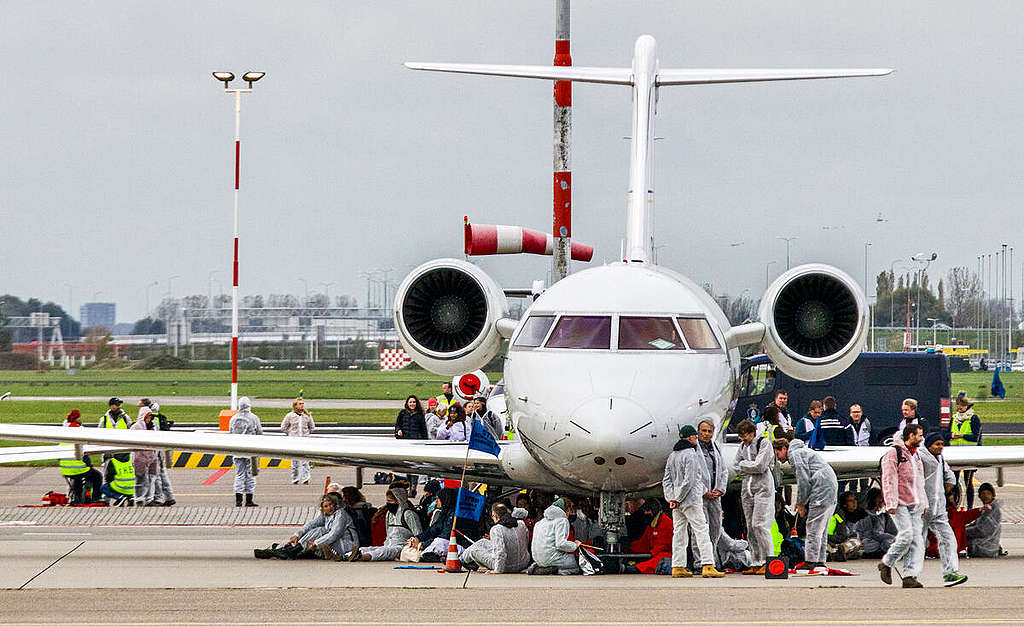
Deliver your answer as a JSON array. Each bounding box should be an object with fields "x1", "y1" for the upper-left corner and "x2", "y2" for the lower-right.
[
  {"x1": 399, "y1": 545, "x2": 423, "y2": 562},
  {"x1": 577, "y1": 547, "x2": 603, "y2": 575}
]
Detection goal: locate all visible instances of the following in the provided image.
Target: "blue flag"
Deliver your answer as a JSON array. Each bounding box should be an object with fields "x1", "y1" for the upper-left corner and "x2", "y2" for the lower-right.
[
  {"x1": 456, "y1": 488, "x2": 486, "y2": 521},
  {"x1": 468, "y1": 417, "x2": 501, "y2": 457},
  {"x1": 992, "y1": 367, "x2": 1006, "y2": 399}
]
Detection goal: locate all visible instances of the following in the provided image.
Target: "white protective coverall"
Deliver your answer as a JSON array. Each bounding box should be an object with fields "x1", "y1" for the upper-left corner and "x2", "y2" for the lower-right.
[
  {"x1": 733, "y1": 435, "x2": 776, "y2": 564},
  {"x1": 920, "y1": 446, "x2": 958, "y2": 575},
  {"x1": 298, "y1": 507, "x2": 359, "y2": 557},
  {"x1": 699, "y1": 439, "x2": 730, "y2": 560},
  {"x1": 358, "y1": 488, "x2": 422, "y2": 561},
  {"x1": 461, "y1": 507, "x2": 532, "y2": 573},
  {"x1": 787, "y1": 439, "x2": 838, "y2": 564},
  {"x1": 229, "y1": 397, "x2": 263, "y2": 494},
  {"x1": 662, "y1": 439, "x2": 715, "y2": 567},
  {"x1": 531, "y1": 504, "x2": 580, "y2": 574}
]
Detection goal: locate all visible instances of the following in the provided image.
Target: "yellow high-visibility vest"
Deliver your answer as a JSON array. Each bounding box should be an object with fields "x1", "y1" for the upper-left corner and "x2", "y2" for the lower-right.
[{"x1": 108, "y1": 458, "x2": 136, "y2": 495}]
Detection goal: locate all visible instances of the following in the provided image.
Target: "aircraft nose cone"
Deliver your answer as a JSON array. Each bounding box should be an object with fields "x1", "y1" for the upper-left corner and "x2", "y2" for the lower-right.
[{"x1": 567, "y1": 396, "x2": 659, "y2": 490}]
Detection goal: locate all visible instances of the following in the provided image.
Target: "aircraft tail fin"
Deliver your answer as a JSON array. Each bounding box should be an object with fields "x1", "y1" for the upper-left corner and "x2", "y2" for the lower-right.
[{"x1": 404, "y1": 62, "x2": 633, "y2": 85}]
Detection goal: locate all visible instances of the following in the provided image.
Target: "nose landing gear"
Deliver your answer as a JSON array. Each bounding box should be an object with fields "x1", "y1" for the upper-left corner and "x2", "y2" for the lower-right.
[{"x1": 598, "y1": 490, "x2": 626, "y2": 554}]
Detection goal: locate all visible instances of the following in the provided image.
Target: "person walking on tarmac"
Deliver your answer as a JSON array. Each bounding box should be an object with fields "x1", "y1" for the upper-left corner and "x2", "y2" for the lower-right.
[
  {"x1": 230, "y1": 396, "x2": 263, "y2": 507},
  {"x1": 920, "y1": 432, "x2": 969, "y2": 586},
  {"x1": 772, "y1": 438, "x2": 838, "y2": 572},
  {"x1": 663, "y1": 425, "x2": 724, "y2": 578},
  {"x1": 733, "y1": 419, "x2": 775, "y2": 574},
  {"x1": 879, "y1": 423, "x2": 928, "y2": 588},
  {"x1": 98, "y1": 397, "x2": 130, "y2": 429}
]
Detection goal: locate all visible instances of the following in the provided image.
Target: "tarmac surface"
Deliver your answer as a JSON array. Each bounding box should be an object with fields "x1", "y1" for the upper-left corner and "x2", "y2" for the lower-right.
[{"x1": 1, "y1": 464, "x2": 1023, "y2": 624}]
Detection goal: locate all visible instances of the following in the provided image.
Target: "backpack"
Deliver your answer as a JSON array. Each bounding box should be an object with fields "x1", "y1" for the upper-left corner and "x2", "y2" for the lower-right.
[
  {"x1": 876, "y1": 444, "x2": 908, "y2": 475},
  {"x1": 346, "y1": 505, "x2": 373, "y2": 546}
]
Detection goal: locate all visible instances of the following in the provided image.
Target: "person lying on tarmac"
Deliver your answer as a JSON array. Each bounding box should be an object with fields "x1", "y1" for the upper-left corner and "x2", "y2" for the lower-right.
[
  {"x1": 256, "y1": 493, "x2": 359, "y2": 560},
  {"x1": 351, "y1": 483, "x2": 422, "y2": 562}
]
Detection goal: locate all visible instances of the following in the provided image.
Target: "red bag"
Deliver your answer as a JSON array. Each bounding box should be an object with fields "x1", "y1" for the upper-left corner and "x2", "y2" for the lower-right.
[{"x1": 43, "y1": 491, "x2": 69, "y2": 506}]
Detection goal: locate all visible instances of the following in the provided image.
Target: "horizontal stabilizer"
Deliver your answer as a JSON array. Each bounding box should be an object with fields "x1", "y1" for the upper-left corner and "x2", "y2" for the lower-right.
[
  {"x1": 656, "y1": 68, "x2": 893, "y2": 86},
  {"x1": 405, "y1": 62, "x2": 633, "y2": 85}
]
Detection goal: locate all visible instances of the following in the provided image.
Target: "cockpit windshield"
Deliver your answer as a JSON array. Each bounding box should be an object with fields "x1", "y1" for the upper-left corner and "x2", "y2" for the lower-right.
[
  {"x1": 513, "y1": 315, "x2": 555, "y2": 348},
  {"x1": 677, "y1": 317, "x2": 721, "y2": 350},
  {"x1": 618, "y1": 316, "x2": 685, "y2": 350},
  {"x1": 545, "y1": 316, "x2": 611, "y2": 349}
]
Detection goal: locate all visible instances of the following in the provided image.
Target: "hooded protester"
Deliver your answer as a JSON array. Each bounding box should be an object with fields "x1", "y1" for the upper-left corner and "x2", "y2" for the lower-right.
[
  {"x1": 145, "y1": 402, "x2": 176, "y2": 506},
  {"x1": 277, "y1": 493, "x2": 359, "y2": 561},
  {"x1": 662, "y1": 425, "x2": 724, "y2": 579},
  {"x1": 919, "y1": 432, "x2": 968, "y2": 586},
  {"x1": 732, "y1": 419, "x2": 776, "y2": 574},
  {"x1": 878, "y1": 423, "x2": 929, "y2": 588},
  {"x1": 63, "y1": 409, "x2": 82, "y2": 427},
  {"x1": 424, "y1": 399, "x2": 446, "y2": 439},
  {"x1": 281, "y1": 398, "x2": 315, "y2": 485},
  {"x1": 130, "y1": 409, "x2": 160, "y2": 506},
  {"x1": 229, "y1": 396, "x2": 263, "y2": 507},
  {"x1": 564, "y1": 496, "x2": 600, "y2": 544},
  {"x1": 352, "y1": 484, "x2": 422, "y2": 561},
  {"x1": 472, "y1": 396, "x2": 505, "y2": 441},
  {"x1": 773, "y1": 438, "x2": 837, "y2": 571},
  {"x1": 628, "y1": 499, "x2": 673, "y2": 574},
  {"x1": 855, "y1": 488, "x2": 898, "y2": 558},
  {"x1": 966, "y1": 483, "x2": 1003, "y2": 558},
  {"x1": 529, "y1": 499, "x2": 581, "y2": 575},
  {"x1": 435, "y1": 402, "x2": 469, "y2": 441},
  {"x1": 696, "y1": 419, "x2": 729, "y2": 567},
  {"x1": 409, "y1": 487, "x2": 476, "y2": 552},
  {"x1": 461, "y1": 503, "x2": 532, "y2": 573}
]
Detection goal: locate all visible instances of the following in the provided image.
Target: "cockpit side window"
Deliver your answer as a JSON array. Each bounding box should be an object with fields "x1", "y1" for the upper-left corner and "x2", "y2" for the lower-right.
[
  {"x1": 618, "y1": 316, "x2": 685, "y2": 350},
  {"x1": 545, "y1": 316, "x2": 611, "y2": 349},
  {"x1": 676, "y1": 317, "x2": 721, "y2": 350},
  {"x1": 513, "y1": 315, "x2": 555, "y2": 348}
]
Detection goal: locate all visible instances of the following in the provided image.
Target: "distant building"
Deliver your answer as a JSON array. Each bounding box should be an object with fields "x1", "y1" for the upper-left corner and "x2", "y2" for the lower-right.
[
  {"x1": 111, "y1": 322, "x2": 134, "y2": 336},
  {"x1": 80, "y1": 302, "x2": 115, "y2": 330}
]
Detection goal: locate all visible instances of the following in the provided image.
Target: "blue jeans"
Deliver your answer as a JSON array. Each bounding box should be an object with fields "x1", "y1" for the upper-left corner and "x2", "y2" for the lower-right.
[{"x1": 100, "y1": 484, "x2": 130, "y2": 501}]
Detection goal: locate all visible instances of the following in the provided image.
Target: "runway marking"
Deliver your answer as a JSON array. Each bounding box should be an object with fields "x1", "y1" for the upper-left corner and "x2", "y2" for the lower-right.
[
  {"x1": 17, "y1": 540, "x2": 84, "y2": 590},
  {"x1": 0, "y1": 466, "x2": 43, "y2": 486},
  {"x1": 2, "y1": 621, "x2": 1023, "y2": 626},
  {"x1": 201, "y1": 468, "x2": 231, "y2": 486},
  {"x1": 22, "y1": 532, "x2": 91, "y2": 536}
]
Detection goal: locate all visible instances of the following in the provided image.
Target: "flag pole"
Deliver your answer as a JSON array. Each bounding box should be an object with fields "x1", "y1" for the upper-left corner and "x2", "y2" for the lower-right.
[{"x1": 451, "y1": 418, "x2": 475, "y2": 535}]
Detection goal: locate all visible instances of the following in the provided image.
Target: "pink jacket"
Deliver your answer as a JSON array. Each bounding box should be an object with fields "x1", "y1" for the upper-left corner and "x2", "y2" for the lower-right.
[{"x1": 880, "y1": 438, "x2": 928, "y2": 511}]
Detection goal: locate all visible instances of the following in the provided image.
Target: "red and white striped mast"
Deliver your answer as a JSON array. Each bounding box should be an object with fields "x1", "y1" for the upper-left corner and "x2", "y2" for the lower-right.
[
  {"x1": 212, "y1": 71, "x2": 265, "y2": 411},
  {"x1": 551, "y1": 0, "x2": 572, "y2": 283}
]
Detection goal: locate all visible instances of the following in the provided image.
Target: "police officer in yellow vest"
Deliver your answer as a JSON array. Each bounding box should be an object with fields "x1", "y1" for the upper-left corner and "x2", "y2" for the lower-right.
[
  {"x1": 99, "y1": 453, "x2": 136, "y2": 506},
  {"x1": 58, "y1": 410, "x2": 104, "y2": 504},
  {"x1": 98, "y1": 397, "x2": 130, "y2": 429},
  {"x1": 950, "y1": 395, "x2": 983, "y2": 508}
]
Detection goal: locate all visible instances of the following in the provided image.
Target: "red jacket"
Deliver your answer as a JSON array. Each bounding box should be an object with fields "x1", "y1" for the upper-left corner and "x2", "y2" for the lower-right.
[
  {"x1": 630, "y1": 513, "x2": 673, "y2": 574},
  {"x1": 928, "y1": 505, "x2": 983, "y2": 556}
]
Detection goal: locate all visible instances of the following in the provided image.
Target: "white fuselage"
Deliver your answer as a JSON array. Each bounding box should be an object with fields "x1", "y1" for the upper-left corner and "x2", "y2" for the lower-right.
[{"x1": 503, "y1": 261, "x2": 738, "y2": 492}]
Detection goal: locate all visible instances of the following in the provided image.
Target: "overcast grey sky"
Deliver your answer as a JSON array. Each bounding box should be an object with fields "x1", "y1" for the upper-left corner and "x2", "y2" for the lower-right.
[{"x1": 2, "y1": 1, "x2": 1023, "y2": 323}]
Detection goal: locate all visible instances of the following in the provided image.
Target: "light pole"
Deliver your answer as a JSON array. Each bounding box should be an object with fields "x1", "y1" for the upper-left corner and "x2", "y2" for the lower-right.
[
  {"x1": 145, "y1": 281, "x2": 158, "y2": 319},
  {"x1": 213, "y1": 70, "x2": 265, "y2": 411},
  {"x1": 863, "y1": 241, "x2": 872, "y2": 292},
  {"x1": 777, "y1": 236, "x2": 797, "y2": 270},
  {"x1": 889, "y1": 259, "x2": 910, "y2": 326},
  {"x1": 299, "y1": 278, "x2": 310, "y2": 306},
  {"x1": 166, "y1": 275, "x2": 179, "y2": 300},
  {"x1": 927, "y1": 317, "x2": 938, "y2": 346},
  {"x1": 765, "y1": 260, "x2": 777, "y2": 289},
  {"x1": 910, "y1": 252, "x2": 937, "y2": 348},
  {"x1": 208, "y1": 270, "x2": 220, "y2": 313},
  {"x1": 320, "y1": 282, "x2": 334, "y2": 306}
]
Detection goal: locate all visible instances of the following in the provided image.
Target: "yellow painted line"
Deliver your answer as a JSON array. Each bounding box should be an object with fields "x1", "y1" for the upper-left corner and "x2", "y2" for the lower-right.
[{"x1": 3, "y1": 621, "x2": 1023, "y2": 626}]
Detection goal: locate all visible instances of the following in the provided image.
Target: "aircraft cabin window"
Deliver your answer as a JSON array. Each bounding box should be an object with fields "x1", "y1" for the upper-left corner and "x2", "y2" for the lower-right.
[
  {"x1": 545, "y1": 316, "x2": 611, "y2": 349},
  {"x1": 618, "y1": 316, "x2": 685, "y2": 350},
  {"x1": 513, "y1": 315, "x2": 555, "y2": 348},
  {"x1": 677, "y1": 317, "x2": 721, "y2": 350}
]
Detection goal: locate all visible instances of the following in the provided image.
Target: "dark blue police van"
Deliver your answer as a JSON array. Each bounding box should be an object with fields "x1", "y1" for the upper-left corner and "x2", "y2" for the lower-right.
[{"x1": 729, "y1": 352, "x2": 951, "y2": 444}]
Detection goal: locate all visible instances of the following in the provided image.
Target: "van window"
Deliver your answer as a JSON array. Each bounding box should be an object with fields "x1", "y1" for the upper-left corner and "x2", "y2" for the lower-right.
[
  {"x1": 513, "y1": 315, "x2": 555, "y2": 348},
  {"x1": 618, "y1": 317, "x2": 685, "y2": 350},
  {"x1": 677, "y1": 317, "x2": 721, "y2": 350},
  {"x1": 741, "y1": 363, "x2": 777, "y2": 396},
  {"x1": 545, "y1": 316, "x2": 611, "y2": 349},
  {"x1": 866, "y1": 366, "x2": 918, "y2": 386}
]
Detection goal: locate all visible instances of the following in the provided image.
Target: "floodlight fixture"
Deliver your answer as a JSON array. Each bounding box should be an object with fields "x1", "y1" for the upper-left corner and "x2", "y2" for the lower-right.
[
  {"x1": 242, "y1": 71, "x2": 265, "y2": 87},
  {"x1": 212, "y1": 72, "x2": 235, "y2": 88}
]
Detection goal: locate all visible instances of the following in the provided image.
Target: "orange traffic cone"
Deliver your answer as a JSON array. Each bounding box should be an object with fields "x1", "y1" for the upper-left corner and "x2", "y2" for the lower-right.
[{"x1": 443, "y1": 530, "x2": 462, "y2": 573}]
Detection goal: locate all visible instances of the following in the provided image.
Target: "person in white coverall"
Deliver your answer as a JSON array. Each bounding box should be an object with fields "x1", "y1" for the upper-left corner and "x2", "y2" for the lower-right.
[
  {"x1": 732, "y1": 419, "x2": 776, "y2": 574},
  {"x1": 662, "y1": 425, "x2": 725, "y2": 579},
  {"x1": 281, "y1": 398, "x2": 315, "y2": 485},
  {"x1": 773, "y1": 438, "x2": 837, "y2": 571},
  {"x1": 461, "y1": 503, "x2": 532, "y2": 573},
  {"x1": 919, "y1": 432, "x2": 968, "y2": 586},
  {"x1": 229, "y1": 396, "x2": 263, "y2": 507},
  {"x1": 351, "y1": 484, "x2": 422, "y2": 561},
  {"x1": 530, "y1": 499, "x2": 581, "y2": 575}
]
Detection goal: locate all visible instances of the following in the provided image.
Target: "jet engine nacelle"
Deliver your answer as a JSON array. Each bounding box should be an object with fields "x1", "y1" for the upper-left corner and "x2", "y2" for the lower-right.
[
  {"x1": 759, "y1": 264, "x2": 868, "y2": 382},
  {"x1": 393, "y1": 258, "x2": 509, "y2": 376}
]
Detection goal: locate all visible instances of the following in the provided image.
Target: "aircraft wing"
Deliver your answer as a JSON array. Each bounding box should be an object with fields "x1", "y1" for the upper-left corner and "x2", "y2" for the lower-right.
[
  {"x1": 724, "y1": 443, "x2": 1024, "y2": 482},
  {"x1": 0, "y1": 425, "x2": 512, "y2": 485},
  {"x1": 0, "y1": 444, "x2": 127, "y2": 465}
]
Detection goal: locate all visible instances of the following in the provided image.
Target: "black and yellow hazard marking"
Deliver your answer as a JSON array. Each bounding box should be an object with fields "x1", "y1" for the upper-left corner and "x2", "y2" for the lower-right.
[{"x1": 170, "y1": 452, "x2": 291, "y2": 469}]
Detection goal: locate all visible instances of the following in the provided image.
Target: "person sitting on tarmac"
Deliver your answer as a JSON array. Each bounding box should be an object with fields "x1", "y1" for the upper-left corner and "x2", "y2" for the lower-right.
[
  {"x1": 340, "y1": 486, "x2": 375, "y2": 548},
  {"x1": 529, "y1": 498, "x2": 581, "y2": 575},
  {"x1": 57, "y1": 410, "x2": 104, "y2": 505},
  {"x1": 351, "y1": 483, "x2": 421, "y2": 562},
  {"x1": 461, "y1": 503, "x2": 532, "y2": 573},
  {"x1": 99, "y1": 452, "x2": 136, "y2": 506},
  {"x1": 853, "y1": 488, "x2": 898, "y2": 558},
  {"x1": 966, "y1": 483, "x2": 1004, "y2": 558},
  {"x1": 626, "y1": 498, "x2": 673, "y2": 574},
  {"x1": 407, "y1": 487, "x2": 477, "y2": 557},
  {"x1": 259, "y1": 493, "x2": 359, "y2": 560}
]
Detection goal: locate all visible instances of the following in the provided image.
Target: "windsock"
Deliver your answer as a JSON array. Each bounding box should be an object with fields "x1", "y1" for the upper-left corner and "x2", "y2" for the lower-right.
[{"x1": 464, "y1": 219, "x2": 593, "y2": 262}]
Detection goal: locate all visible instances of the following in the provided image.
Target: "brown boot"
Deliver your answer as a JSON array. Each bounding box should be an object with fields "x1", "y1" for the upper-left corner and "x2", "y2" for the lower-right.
[
  {"x1": 701, "y1": 564, "x2": 725, "y2": 578},
  {"x1": 671, "y1": 567, "x2": 693, "y2": 578}
]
